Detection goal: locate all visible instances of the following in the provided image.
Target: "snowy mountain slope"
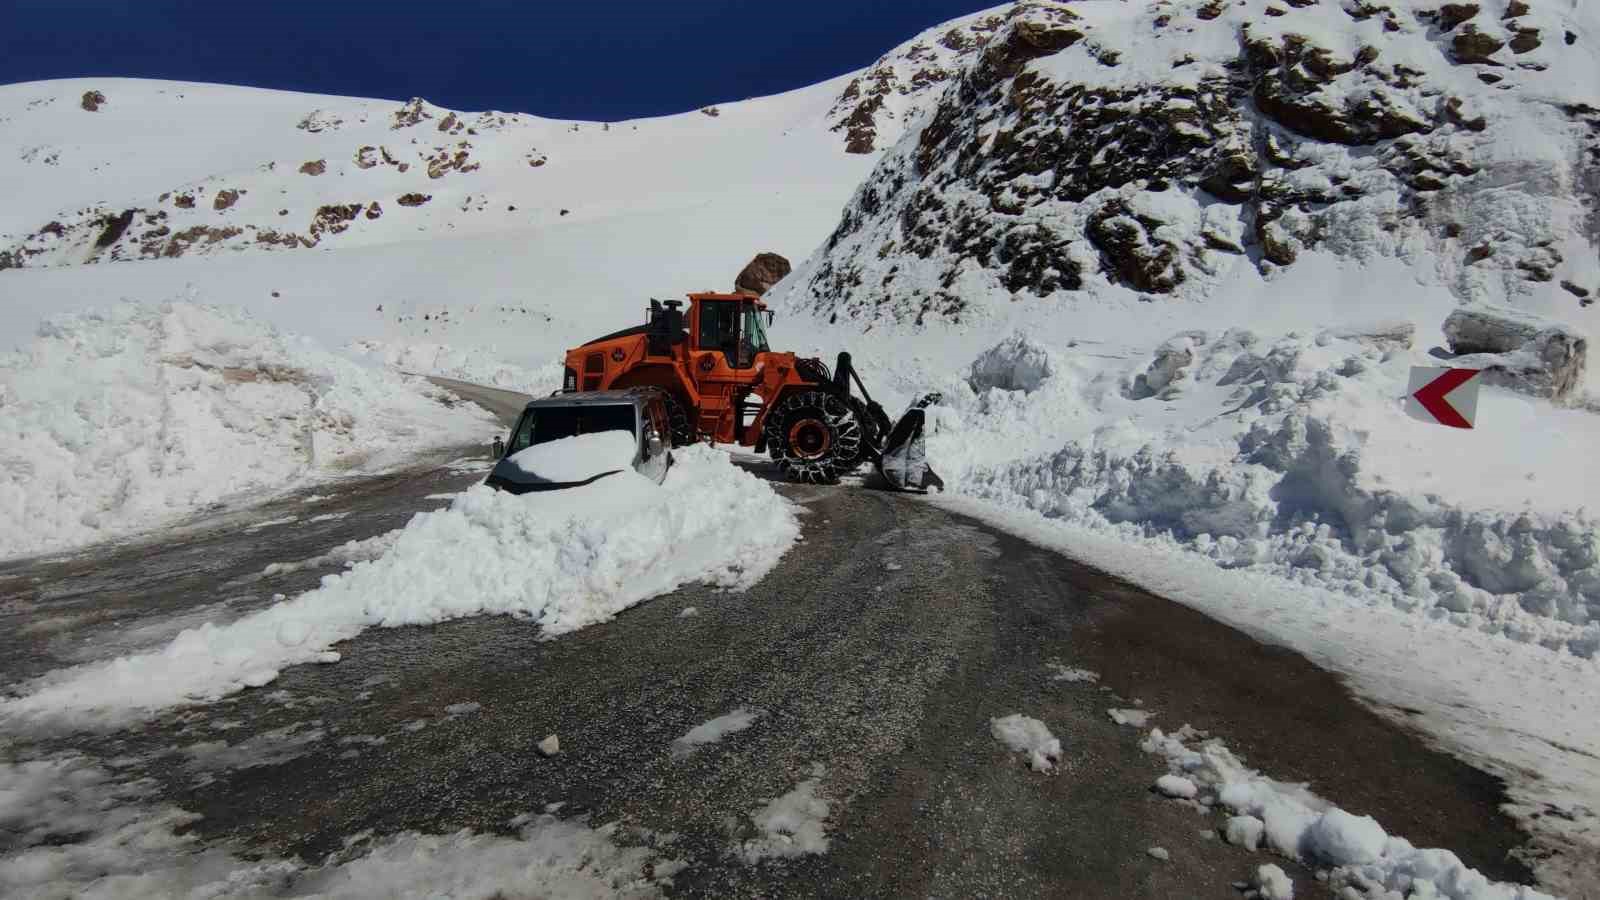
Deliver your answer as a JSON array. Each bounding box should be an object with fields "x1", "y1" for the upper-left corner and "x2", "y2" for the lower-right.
[{"x1": 780, "y1": 0, "x2": 1600, "y2": 328}]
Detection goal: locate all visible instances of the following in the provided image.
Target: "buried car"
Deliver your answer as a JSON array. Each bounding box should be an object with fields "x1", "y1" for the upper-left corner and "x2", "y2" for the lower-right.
[{"x1": 485, "y1": 388, "x2": 673, "y2": 493}]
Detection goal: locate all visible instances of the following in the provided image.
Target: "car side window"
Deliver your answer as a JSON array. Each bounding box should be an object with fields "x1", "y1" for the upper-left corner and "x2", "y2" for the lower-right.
[{"x1": 508, "y1": 412, "x2": 537, "y2": 453}]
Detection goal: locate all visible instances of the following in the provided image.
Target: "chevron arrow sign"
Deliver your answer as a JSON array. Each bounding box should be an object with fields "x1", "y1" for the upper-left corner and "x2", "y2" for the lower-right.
[{"x1": 1405, "y1": 367, "x2": 1481, "y2": 429}]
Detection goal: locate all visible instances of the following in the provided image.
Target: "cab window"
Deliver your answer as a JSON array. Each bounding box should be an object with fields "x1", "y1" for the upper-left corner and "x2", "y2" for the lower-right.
[{"x1": 697, "y1": 301, "x2": 770, "y2": 368}]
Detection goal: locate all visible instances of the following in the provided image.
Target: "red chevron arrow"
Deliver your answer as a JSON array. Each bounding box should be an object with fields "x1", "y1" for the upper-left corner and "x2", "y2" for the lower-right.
[{"x1": 1412, "y1": 368, "x2": 1477, "y2": 429}]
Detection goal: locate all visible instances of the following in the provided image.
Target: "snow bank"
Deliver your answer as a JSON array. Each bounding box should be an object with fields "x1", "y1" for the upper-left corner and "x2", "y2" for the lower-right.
[
  {"x1": 940, "y1": 327, "x2": 1600, "y2": 658},
  {"x1": 0, "y1": 301, "x2": 493, "y2": 561},
  {"x1": 0, "y1": 755, "x2": 680, "y2": 899},
  {"x1": 990, "y1": 713, "x2": 1063, "y2": 773},
  {"x1": 0, "y1": 445, "x2": 799, "y2": 728},
  {"x1": 1142, "y1": 725, "x2": 1555, "y2": 900}
]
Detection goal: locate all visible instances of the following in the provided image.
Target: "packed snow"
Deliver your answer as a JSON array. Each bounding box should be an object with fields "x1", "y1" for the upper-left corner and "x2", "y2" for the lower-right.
[
  {"x1": 0, "y1": 755, "x2": 681, "y2": 899},
  {"x1": 0, "y1": 301, "x2": 492, "y2": 561},
  {"x1": 990, "y1": 713, "x2": 1063, "y2": 774},
  {"x1": 506, "y1": 430, "x2": 637, "y2": 483},
  {"x1": 0, "y1": 445, "x2": 798, "y2": 728},
  {"x1": 1252, "y1": 863, "x2": 1296, "y2": 900},
  {"x1": 739, "y1": 767, "x2": 831, "y2": 863},
  {"x1": 671, "y1": 707, "x2": 765, "y2": 758},
  {"x1": 1142, "y1": 724, "x2": 1557, "y2": 900}
]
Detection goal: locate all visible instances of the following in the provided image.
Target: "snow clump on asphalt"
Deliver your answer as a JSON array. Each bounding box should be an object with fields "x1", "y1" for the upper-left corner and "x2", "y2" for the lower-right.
[
  {"x1": 1252, "y1": 863, "x2": 1295, "y2": 900},
  {"x1": 0, "y1": 445, "x2": 800, "y2": 728},
  {"x1": 990, "y1": 713, "x2": 1063, "y2": 773},
  {"x1": 671, "y1": 708, "x2": 764, "y2": 758},
  {"x1": 1142, "y1": 725, "x2": 1556, "y2": 900},
  {"x1": 0, "y1": 301, "x2": 493, "y2": 562},
  {"x1": 739, "y1": 767, "x2": 831, "y2": 863}
]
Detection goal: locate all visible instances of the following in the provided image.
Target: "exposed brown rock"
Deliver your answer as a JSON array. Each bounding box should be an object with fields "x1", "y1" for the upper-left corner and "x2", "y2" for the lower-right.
[
  {"x1": 1197, "y1": 0, "x2": 1226, "y2": 19},
  {"x1": 1437, "y1": 3, "x2": 1480, "y2": 32},
  {"x1": 1087, "y1": 203, "x2": 1184, "y2": 293},
  {"x1": 397, "y1": 193, "x2": 432, "y2": 207},
  {"x1": 93, "y1": 210, "x2": 136, "y2": 249},
  {"x1": 437, "y1": 112, "x2": 459, "y2": 132},
  {"x1": 365, "y1": 201, "x2": 383, "y2": 220},
  {"x1": 1561, "y1": 281, "x2": 1591, "y2": 299},
  {"x1": 309, "y1": 204, "x2": 363, "y2": 237},
  {"x1": 392, "y1": 98, "x2": 433, "y2": 129},
  {"x1": 80, "y1": 90, "x2": 106, "y2": 112},
  {"x1": 299, "y1": 159, "x2": 327, "y2": 175},
  {"x1": 1452, "y1": 25, "x2": 1505, "y2": 64},
  {"x1": 1509, "y1": 28, "x2": 1541, "y2": 54},
  {"x1": 174, "y1": 194, "x2": 195, "y2": 209},
  {"x1": 701, "y1": 106, "x2": 721, "y2": 117},
  {"x1": 1503, "y1": 0, "x2": 1530, "y2": 18},
  {"x1": 734, "y1": 252, "x2": 792, "y2": 295},
  {"x1": 355, "y1": 146, "x2": 379, "y2": 169},
  {"x1": 212, "y1": 189, "x2": 241, "y2": 211}
]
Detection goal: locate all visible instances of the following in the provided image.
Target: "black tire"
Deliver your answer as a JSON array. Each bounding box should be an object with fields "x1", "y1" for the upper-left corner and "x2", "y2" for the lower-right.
[
  {"x1": 663, "y1": 393, "x2": 694, "y2": 447},
  {"x1": 841, "y1": 397, "x2": 880, "y2": 469},
  {"x1": 764, "y1": 390, "x2": 865, "y2": 484}
]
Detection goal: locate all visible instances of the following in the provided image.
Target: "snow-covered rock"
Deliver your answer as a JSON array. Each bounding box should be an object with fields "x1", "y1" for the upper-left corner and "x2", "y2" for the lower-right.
[
  {"x1": 1443, "y1": 302, "x2": 1588, "y2": 401},
  {"x1": 968, "y1": 332, "x2": 1055, "y2": 393}
]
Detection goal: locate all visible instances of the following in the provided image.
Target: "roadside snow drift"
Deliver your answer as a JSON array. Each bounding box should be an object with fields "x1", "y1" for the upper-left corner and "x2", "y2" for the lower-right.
[
  {"x1": 1144, "y1": 725, "x2": 1556, "y2": 900},
  {"x1": 0, "y1": 445, "x2": 799, "y2": 727},
  {"x1": 0, "y1": 300, "x2": 493, "y2": 561}
]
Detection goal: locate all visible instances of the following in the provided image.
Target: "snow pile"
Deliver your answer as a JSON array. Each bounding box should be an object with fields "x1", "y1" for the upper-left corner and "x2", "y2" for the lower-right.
[
  {"x1": 0, "y1": 301, "x2": 491, "y2": 561},
  {"x1": 0, "y1": 756, "x2": 680, "y2": 899},
  {"x1": 989, "y1": 713, "x2": 1063, "y2": 773},
  {"x1": 507, "y1": 431, "x2": 637, "y2": 483},
  {"x1": 670, "y1": 707, "x2": 765, "y2": 759},
  {"x1": 938, "y1": 327, "x2": 1600, "y2": 658},
  {"x1": 1142, "y1": 725, "x2": 1555, "y2": 900},
  {"x1": 739, "y1": 768, "x2": 831, "y2": 863},
  {"x1": 0, "y1": 445, "x2": 799, "y2": 727}
]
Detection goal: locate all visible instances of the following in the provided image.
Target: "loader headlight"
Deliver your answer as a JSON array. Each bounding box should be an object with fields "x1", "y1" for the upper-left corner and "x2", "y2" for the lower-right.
[{"x1": 563, "y1": 367, "x2": 578, "y2": 392}]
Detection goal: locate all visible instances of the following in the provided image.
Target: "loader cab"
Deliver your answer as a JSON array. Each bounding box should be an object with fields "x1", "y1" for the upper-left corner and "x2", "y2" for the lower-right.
[{"x1": 690, "y1": 293, "x2": 772, "y2": 369}]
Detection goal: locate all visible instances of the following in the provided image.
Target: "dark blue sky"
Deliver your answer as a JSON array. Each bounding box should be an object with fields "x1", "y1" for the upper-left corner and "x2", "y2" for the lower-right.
[{"x1": 4, "y1": 1, "x2": 996, "y2": 119}]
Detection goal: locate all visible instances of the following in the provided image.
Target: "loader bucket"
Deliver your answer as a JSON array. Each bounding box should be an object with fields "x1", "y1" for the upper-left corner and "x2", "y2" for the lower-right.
[{"x1": 876, "y1": 404, "x2": 944, "y2": 492}]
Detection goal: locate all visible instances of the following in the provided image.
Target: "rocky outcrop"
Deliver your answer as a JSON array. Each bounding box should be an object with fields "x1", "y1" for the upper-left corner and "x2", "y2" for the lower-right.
[
  {"x1": 298, "y1": 160, "x2": 326, "y2": 176},
  {"x1": 825, "y1": 9, "x2": 1006, "y2": 154},
  {"x1": 734, "y1": 252, "x2": 792, "y2": 295},
  {"x1": 1443, "y1": 303, "x2": 1588, "y2": 401},
  {"x1": 212, "y1": 189, "x2": 242, "y2": 211},
  {"x1": 80, "y1": 90, "x2": 105, "y2": 112},
  {"x1": 778, "y1": 0, "x2": 1600, "y2": 326},
  {"x1": 397, "y1": 193, "x2": 432, "y2": 207}
]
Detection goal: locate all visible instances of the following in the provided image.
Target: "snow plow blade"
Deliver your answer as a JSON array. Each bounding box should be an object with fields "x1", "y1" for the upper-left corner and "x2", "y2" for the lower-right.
[{"x1": 876, "y1": 395, "x2": 944, "y2": 493}]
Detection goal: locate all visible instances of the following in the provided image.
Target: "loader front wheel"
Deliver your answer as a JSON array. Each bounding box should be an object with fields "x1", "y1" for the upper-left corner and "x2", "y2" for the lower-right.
[{"x1": 765, "y1": 391, "x2": 864, "y2": 484}]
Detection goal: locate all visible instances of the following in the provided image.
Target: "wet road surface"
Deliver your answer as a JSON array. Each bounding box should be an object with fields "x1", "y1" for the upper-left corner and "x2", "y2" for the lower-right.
[{"x1": 0, "y1": 379, "x2": 1541, "y2": 898}]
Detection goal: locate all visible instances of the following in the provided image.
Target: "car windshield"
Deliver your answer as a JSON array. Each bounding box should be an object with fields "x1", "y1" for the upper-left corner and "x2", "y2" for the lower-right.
[{"x1": 508, "y1": 404, "x2": 637, "y2": 454}]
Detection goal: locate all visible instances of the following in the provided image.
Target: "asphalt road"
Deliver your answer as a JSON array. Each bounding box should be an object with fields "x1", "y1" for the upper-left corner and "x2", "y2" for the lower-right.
[{"x1": 0, "y1": 378, "x2": 1541, "y2": 898}]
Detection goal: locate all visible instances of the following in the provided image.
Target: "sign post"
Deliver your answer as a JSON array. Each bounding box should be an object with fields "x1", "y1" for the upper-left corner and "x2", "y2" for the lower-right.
[{"x1": 1405, "y1": 367, "x2": 1481, "y2": 429}]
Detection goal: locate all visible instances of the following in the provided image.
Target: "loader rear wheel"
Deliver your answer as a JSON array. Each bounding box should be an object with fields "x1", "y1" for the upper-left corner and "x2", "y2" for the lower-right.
[
  {"x1": 765, "y1": 391, "x2": 864, "y2": 484},
  {"x1": 663, "y1": 394, "x2": 694, "y2": 447}
]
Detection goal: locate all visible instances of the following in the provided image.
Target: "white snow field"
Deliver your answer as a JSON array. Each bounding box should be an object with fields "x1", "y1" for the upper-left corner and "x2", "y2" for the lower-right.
[
  {"x1": 0, "y1": 300, "x2": 493, "y2": 561},
  {"x1": 0, "y1": 446, "x2": 798, "y2": 729}
]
